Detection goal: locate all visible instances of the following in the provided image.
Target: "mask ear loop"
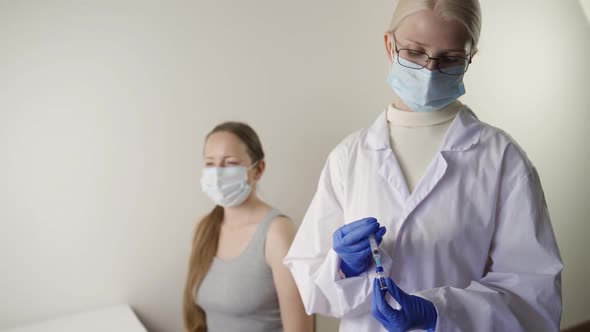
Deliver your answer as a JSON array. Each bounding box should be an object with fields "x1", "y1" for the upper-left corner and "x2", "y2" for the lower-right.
[
  {"x1": 247, "y1": 160, "x2": 263, "y2": 199},
  {"x1": 389, "y1": 34, "x2": 398, "y2": 64},
  {"x1": 248, "y1": 160, "x2": 262, "y2": 184},
  {"x1": 388, "y1": 36, "x2": 406, "y2": 111}
]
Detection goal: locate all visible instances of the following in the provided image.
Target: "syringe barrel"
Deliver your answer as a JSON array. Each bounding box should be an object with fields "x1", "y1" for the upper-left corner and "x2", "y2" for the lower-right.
[{"x1": 375, "y1": 266, "x2": 387, "y2": 290}]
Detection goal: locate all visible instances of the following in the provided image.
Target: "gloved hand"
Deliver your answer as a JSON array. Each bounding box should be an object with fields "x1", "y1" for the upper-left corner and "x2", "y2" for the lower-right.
[
  {"x1": 371, "y1": 277, "x2": 437, "y2": 332},
  {"x1": 333, "y1": 217, "x2": 386, "y2": 277}
]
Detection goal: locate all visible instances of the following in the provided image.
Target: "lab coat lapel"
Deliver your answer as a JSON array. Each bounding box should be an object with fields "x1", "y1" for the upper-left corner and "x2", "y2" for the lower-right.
[
  {"x1": 365, "y1": 108, "x2": 483, "y2": 221},
  {"x1": 404, "y1": 108, "x2": 483, "y2": 218},
  {"x1": 403, "y1": 153, "x2": 448, "y2": 219},
  {"x1": 365, "y1": 111, "x2": 411, "y2": 201},
  {"x1": 379, "y1": 151, "x2": 412, "y2": 201}
]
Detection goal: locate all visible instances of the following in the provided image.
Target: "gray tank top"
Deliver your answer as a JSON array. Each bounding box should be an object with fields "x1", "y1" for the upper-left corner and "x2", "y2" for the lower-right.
[{"x1": 195, "y1": 209, "x2": 284, "y2": 332}]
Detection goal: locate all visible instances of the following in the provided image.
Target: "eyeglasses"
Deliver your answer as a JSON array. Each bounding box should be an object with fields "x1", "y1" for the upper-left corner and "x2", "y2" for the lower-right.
[{"x1": 393, "y1": 41, "x2": 472, "y2": 76}]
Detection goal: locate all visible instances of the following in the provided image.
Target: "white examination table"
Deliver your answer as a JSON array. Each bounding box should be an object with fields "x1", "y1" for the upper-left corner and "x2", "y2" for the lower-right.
[{"x1": 1, "y1": 305, "x2": 147, "y2": 332}]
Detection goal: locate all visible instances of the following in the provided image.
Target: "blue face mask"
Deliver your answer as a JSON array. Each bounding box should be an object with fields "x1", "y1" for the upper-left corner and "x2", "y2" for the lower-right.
[{"x1": 387, "y1": 55, "x2": 466, "y2": 112}]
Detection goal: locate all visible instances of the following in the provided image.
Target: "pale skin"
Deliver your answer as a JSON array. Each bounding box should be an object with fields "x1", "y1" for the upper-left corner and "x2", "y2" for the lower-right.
[
  {"x1": 384, "y1": 9, "x2": 475, "y2": 112},
  {"x1": 203, "y1": 131, "x2": 314, "y2": 332}
]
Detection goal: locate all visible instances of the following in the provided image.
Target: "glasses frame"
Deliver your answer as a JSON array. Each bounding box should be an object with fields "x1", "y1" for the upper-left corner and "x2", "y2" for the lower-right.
[{"x1": 393, "y1": 39, "x2": 472, "y2": 76}]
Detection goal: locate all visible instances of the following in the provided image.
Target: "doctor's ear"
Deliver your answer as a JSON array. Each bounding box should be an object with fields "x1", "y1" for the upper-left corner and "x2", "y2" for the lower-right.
[
  {"x1": 469, "y1": 49, "x2": 478, "y2": 62},
  {"x1": 384, "y1": 33, "x2": 394, "y2": 62}
]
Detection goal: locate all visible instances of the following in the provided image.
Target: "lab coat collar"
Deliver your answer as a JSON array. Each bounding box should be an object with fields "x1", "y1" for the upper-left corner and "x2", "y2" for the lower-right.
[{"x1": 365, "y1": 105, "x2": 482, "y2": 152}]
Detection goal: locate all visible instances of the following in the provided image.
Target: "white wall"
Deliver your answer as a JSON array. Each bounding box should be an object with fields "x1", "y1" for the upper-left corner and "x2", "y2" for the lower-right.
[{"x1": 0, "y1": 1, "x2": 588, "y2": 331}]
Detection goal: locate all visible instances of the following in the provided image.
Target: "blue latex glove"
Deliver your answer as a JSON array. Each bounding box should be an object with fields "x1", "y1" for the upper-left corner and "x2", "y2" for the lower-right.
[
  {"x1": 371, "y1": 278, "x2": 437, "y2": 332},
  {"x1": 333, "y1": 217, "x2": 386, "y2": 277}
]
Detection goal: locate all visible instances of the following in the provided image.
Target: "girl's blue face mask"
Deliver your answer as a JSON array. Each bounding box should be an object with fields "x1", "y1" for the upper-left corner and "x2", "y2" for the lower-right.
[{"x1": 387, "y1": 54, "x2": 466, "y2": 112}]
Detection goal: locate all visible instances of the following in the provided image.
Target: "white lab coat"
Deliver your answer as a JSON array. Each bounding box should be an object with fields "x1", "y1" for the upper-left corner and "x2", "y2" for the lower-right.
[{"x1": 284, "y1": 107, "x2": 563, "y2": 331}]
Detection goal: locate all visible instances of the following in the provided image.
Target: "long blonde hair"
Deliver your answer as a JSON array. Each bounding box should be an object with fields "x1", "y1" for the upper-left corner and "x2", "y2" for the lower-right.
[
  {"x1": 183, "y1": 122, "x2": 265, "y2": 332},
  {"x1": 387, "y1": 0, "x2": 482, "y2": 51}
]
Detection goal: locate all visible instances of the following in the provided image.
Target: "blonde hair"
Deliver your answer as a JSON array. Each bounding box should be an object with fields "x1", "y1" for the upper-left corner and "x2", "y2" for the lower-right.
[
  {"x1": 183, "y1": 206, "x2": 223, "y2": 332},
  {"x1": 387, "y1": 0, "x2": 482, "y2": 51}
]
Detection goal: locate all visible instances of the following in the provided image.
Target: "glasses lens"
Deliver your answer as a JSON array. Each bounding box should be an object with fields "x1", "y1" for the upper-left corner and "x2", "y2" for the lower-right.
[
  {"x1": 438, "y1": 57, "x2": 469, "y2": 75},
  {"x1": 397, "y1": 50, "x2": 428, "y2": 69}
]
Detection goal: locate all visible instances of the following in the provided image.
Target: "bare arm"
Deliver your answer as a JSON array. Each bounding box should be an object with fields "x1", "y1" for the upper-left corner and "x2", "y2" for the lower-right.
[{"x1": 266, "y1": 216, "x2": 314, "y2": 332}]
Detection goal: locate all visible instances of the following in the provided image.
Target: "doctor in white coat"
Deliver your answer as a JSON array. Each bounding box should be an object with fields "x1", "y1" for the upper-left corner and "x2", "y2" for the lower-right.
[{"x1": 284, "y1": 0, "x2": 563, "y2": 331}]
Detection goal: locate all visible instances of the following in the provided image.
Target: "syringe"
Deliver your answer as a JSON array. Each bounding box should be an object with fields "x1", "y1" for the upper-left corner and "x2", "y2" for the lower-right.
[{"x1": 369, "y1": 234, "x2": 388, "y2": 290}]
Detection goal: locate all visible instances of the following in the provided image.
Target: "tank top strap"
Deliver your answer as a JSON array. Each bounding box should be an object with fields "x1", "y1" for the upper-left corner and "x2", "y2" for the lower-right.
[{"x1": 250, "y1": 208, "x2": 283, "y2": 256}]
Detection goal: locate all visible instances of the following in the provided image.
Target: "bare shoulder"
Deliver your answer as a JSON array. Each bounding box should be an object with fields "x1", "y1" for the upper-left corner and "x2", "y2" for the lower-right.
[
  {"x1": 265, "y1": 216, "x2": 297, "y2": 262},
  {"x1": 268, "y1": 215, "x2": 297, "y2": 243}
]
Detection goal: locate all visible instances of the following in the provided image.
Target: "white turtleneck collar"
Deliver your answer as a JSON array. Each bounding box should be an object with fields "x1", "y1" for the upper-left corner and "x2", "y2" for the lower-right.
[{"x1": 387, "y1": 100, "x2": 463, "y2": 128}]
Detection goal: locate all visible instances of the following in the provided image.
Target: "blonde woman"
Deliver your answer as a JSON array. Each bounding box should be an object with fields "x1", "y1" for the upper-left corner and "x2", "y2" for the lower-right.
[
  {"x1": 284, "y1": 0, "x2": 562, "y2": 331},
  {"x1": 183, "y1": 122, "x2": 313, "y2": 332}
]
